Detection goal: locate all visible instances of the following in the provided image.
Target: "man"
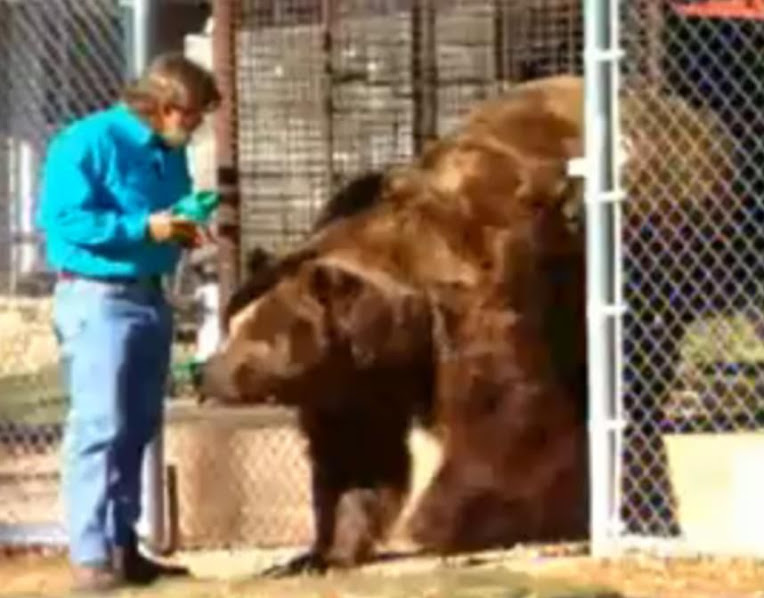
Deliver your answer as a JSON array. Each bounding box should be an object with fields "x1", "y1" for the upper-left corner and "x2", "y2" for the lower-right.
[{"x1": 36, "y1": 52, "x2": 220, "y2": 592}]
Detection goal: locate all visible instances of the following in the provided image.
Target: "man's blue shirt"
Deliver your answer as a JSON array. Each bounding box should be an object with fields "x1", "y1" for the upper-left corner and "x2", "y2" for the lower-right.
[{"x1": 36, "y1": 103, "x2": 192, "y2": 278}]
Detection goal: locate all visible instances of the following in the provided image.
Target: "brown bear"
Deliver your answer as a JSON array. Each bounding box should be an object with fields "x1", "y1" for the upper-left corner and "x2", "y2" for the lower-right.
[
  {"x1": 205, "y1": 172, "x2": 426, "y2": 574},
  {"x1": 201, "y1": 74, "x2": 589, "y2": 572}
]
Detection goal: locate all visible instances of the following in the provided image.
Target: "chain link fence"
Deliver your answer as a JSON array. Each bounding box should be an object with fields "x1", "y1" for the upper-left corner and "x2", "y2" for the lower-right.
[
  {"x1": 616, "y1": 1, "x2": 764, "y2": 553},
  {"x1": 0, "y1": 0, "x2": 128, "y2": 545}
]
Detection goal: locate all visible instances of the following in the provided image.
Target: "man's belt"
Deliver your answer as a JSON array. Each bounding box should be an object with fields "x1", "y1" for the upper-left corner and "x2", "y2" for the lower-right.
[{"x1": 58, "y1": 270, "x2": 163, "y2": 288}]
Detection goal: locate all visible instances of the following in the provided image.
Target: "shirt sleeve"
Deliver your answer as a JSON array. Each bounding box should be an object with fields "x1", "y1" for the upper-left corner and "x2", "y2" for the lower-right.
[{"x1": 36, "y1": 132, "x2": 149, "y2": 248}]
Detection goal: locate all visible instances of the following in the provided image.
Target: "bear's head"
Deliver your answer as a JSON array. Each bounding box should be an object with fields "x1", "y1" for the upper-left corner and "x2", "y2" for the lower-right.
[{"x1": 200, "y1": 254, "x2": 433, "y2": 406}]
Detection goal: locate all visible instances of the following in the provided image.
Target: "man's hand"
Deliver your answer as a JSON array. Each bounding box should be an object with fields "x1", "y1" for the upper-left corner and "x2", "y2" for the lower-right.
[{"x1": 148, "y1": 212, "x2": 203, "y2": 248}]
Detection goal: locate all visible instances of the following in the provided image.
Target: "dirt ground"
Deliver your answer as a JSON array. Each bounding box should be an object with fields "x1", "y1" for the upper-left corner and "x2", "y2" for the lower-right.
[{"x1": 5, "y1": 544, "x2": 764, "y2": 598}]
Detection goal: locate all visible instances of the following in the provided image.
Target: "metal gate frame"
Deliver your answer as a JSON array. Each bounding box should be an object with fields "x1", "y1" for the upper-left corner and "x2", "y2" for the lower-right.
[{"x1": 580, "y1": 0, "x2": 624, "y2": 558}]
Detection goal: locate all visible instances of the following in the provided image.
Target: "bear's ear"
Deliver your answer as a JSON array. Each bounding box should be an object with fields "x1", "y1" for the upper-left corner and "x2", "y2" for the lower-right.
[
  {"x1": 306, "y1": 260, "x2": 388, "y2": 367},
  {"x1": 307, "y1": 259, "x2": 428, "y2": 368},
  {"x1": 343, "y1": 285, "x2": 394, "y2": 368}
]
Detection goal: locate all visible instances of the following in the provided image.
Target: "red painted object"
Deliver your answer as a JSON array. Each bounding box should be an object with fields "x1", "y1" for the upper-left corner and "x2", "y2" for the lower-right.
[{"x1": 673, "y1": 0, "x2": 764, "y2": 19}]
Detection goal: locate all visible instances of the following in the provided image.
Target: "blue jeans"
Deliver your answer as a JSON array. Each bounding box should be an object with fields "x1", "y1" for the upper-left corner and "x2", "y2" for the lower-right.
[{"x1": 53, "y1": 277, "x2": 173, "y2": 567}]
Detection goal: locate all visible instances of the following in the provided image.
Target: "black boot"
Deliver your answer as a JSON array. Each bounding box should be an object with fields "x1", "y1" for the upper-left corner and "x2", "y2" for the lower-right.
[{"x1": 112, "y1": 531, "x2": 189, "y2": 585}]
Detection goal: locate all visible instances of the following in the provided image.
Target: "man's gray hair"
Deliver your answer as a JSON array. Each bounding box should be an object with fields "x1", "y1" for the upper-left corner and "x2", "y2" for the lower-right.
[{"x1": 121, "y1": 52, "x2": 220, "y2": 119}]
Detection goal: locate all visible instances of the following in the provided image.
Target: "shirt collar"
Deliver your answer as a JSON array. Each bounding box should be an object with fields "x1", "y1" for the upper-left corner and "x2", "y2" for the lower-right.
[{"x1": 114, "y1": 103, "x2": 162, "y2": 147}]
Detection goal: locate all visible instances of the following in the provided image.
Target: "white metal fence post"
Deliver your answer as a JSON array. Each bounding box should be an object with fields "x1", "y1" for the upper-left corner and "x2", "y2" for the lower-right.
[{"x1": 582, "y1": 0, "x2": 625, "y2": 557}]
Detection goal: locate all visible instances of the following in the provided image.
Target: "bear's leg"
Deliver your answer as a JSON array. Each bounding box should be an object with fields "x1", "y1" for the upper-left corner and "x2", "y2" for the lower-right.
[
  {"x1": 260, "y1": 464, "x2": 337, "y2": 577},
  {"x1": 327, "y1": 485, "x2": 406, "y2": 567},
  {"x1": 262, "y1": 437, "x2": 411, "y2": 575},
  {"x1": 409, "y1": 431, "x2": 588, "y2": 553},
  {"x1": 320, "y1": 429, "x2": 411, "y2": 568},
  {"x1": 408, "y1": 459, "x2": 529, "y2": 553}
]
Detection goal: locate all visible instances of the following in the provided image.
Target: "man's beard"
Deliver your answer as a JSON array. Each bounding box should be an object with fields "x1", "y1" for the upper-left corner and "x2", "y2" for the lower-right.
[{"x1": 161, "y1": 126, "x2": 191, "y2": 148}]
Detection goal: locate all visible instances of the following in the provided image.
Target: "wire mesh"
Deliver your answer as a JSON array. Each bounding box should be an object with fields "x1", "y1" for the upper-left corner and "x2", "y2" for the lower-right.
[
  {"x1": 0, "y1": 0, "x2": 127, "y2": 544},
  {"x1": 618, "y1": 1, "x2": 764, "y2": 547},
  {"x1": 236, "y1": 1, "x2": 414, "y2": 254},
  {"x1": 163, "y1": 405, "x2": 313, "y2": 551}
]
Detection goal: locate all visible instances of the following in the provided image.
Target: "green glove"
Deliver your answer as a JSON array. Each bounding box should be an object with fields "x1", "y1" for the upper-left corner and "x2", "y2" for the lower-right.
[{"x1": 171, "y1": 190, "x2": 220, "y2": 224}]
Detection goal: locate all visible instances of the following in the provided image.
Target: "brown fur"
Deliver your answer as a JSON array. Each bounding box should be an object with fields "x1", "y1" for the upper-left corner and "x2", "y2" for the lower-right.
[
  {"x1": 202, "y1": 75, "x2": 590, "y2": 569},
  {"x1": 409, "y1": 213, "x2": 587, "y2": 551},
  {"x1": 296, "y1": 365, "x2": 431, "y2": 568}
]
